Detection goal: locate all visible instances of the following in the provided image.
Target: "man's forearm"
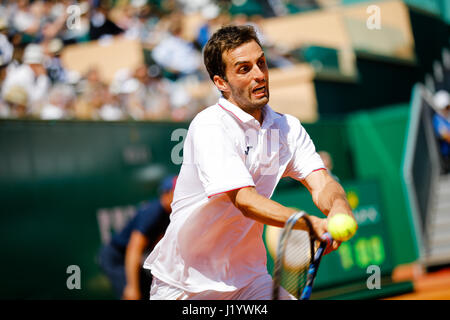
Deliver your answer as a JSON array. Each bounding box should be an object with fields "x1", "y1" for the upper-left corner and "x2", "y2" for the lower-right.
[
  {"x1": 228, "y1": 187, "x2": 319, "y2": 232},
  {"x1": 124, "y1": 231, "x2": 149, "y2": 295},
  {"x1": 124, "y1": 248, "x2": 144, "y2": 290},
  {"x1": 312, "y1": 178, "x2": 352, "y2": 217},
  {"x1": 235, "y1": 188, "x2": 296, "y2": 227}
]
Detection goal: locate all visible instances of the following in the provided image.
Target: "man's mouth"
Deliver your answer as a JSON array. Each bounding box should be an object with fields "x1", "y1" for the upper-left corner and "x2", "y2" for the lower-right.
[{"x1": 252, "y1": 86, "x2": 266, "y2": 97}]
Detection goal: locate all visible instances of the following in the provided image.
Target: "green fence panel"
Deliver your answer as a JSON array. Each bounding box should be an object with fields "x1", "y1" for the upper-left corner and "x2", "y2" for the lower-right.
[
  {"x1": 314, "y1": 53, "x2": 420, "y2": 116},
  {"x1": 345, "y1": 104, "x2": 418, "y2": 266},
  {"x1": 302, "y1": 120, "x2": 354, "y2": 181},
  {"x1": 0, "y1": 120, "x2": 188, "y2": 299}
]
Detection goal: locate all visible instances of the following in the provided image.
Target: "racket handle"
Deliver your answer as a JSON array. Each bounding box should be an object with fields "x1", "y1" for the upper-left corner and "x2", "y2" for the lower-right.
[
  {"x1": 321, "y1": 232, "x2": 333, "y2": 243},
  {"x1": 300, "y1": 233, "x2": 333, "y2": 300},
  {"x1": 300, "y1": 286, "x2": 312, "y2": 300},
  {"x1": 321, "y1": 232, "x2": 333, "y2": 255}
]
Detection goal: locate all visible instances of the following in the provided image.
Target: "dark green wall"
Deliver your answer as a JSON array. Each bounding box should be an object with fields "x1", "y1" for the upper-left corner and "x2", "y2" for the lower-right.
[
  {"x1": 314, "y1": 53, "x2": 420, "y2": 116},
  {"x1": 0, "y1": 120, "x2": 187, "y2": 299},
  {"x1": 0, "y1": 105, "x2": 417, "y2": 298}
]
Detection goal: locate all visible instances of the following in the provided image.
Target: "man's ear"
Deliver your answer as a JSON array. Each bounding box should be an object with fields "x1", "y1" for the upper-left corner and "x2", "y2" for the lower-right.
[{"x1": 213, "y1": 75, "x2": 229, "y2": 95}]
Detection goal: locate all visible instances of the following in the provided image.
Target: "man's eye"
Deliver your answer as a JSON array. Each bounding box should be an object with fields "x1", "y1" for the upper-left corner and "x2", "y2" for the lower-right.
[{"x1": 239, "y1": 66, "x2": 249, "y2": 73}]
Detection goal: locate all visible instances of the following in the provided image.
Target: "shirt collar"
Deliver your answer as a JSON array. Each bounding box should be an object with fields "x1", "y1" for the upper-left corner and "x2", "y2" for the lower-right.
[
  {"x1": 217, "y1": 97, "x2": 282, "y2": 128},
  {"x1": 261, "y1": 104, "x2": 282, "y2": 129}
]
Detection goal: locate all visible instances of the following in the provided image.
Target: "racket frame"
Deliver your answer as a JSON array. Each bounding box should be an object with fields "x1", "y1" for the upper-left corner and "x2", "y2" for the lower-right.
[{"x1": 272, "y1": 211, "x2": 331, "y2": 300}]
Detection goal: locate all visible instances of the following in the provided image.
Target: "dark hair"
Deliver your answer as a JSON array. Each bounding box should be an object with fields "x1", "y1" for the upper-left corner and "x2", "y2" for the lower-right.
[{"x1": 203, "y1": 25, "x2": 262, "y2": 82}]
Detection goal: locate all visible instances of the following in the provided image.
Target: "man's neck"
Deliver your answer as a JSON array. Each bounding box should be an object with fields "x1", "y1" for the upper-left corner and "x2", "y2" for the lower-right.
[{"x1": 225, "y1": 97, "x2": 265, "y2": 125}]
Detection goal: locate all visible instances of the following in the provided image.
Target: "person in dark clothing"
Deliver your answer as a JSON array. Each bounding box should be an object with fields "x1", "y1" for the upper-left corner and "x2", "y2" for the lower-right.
[
  {"x1": 89, "y1": 3, "x2": 124, "y2": 41},
  {"x1": 98, "y1": 175, "x2": 177, "y2": 300}
]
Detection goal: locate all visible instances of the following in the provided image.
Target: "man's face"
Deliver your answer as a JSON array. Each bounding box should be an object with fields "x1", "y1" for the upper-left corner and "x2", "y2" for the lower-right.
[{"x1": 216, "y1": 40, "x2": 269, "y2": 112}]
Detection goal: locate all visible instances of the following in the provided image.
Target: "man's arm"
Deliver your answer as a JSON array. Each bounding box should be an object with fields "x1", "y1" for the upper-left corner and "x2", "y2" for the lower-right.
[
  {"x1": 226, "y1": 169, "x2": 356, "y2": 251},
  {"x1": 301, "y1": 169, "x2": 357, "y2": 250},
  {"x1": 226, "y1": 187, "x2": 328, "y2": 237},
  {"x1": 301, "y1": 169, "x2": 354, "y2": 220},
  {"x1": 122, "y1": 231, "x2": 149, "y2": 300}
]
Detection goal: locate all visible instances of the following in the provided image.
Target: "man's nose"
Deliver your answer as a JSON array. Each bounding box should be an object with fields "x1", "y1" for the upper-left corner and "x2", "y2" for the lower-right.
[{"x1": 253, "y1": 65, "x2": 266, "y2": 82}]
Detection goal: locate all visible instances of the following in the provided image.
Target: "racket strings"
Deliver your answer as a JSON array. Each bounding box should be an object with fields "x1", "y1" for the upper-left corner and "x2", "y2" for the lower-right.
[{"x1": 280, "y1": 229, "x2": 315, "y2": 298}]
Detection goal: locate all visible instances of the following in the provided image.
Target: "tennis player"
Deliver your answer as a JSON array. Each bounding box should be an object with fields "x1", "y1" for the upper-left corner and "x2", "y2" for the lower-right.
[{"x1": 144, "y1": 25, "x2": 356, "y2": 300}]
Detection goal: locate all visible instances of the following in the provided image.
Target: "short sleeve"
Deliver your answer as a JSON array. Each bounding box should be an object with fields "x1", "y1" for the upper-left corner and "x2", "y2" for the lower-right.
[
  {"x1": 284, "y1": 122, "x2": 325, "y2": 180},
  {"x1": 189, "y1": 123, "x2": 255, "y2": 197}
]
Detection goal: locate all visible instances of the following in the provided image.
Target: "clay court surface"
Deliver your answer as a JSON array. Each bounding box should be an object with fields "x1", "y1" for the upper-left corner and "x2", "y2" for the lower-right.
[{"x1": 385, "y1": 265, "x2": 450, "y2": 300}]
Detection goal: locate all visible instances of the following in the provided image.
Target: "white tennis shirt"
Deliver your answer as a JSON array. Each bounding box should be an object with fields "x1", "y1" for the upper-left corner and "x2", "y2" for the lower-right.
[{"x1": 144, "y1": 97, "x2": 325, "y2": 292}]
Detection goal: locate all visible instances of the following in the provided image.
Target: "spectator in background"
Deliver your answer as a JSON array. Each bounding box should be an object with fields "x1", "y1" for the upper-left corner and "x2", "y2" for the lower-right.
[
  {"x1": 89, "y1": 1, "x2": 124, "y2": 41},
  {"x1": 98, "y1": 175, "x2": 177, "y2": 300},
  {"x1": 61, "y1": 1, "x2": 91, "y2": 43},
  {"x1": 74, "y1": 67, "x2": 108, "y2": 120},
  {"x1": 151, "y1": 15, "x2": 201, "y2": 79},
  {"x1": 2, "y1": 85, "x2": 28, "y2": 118},
  {"x1": 0, "y1": 18, "x2": 14, "y2": 68},
  {"x1": 195, "y1": 3, "x2": 225, "y2": 49},
  {"x1": 97, "y1": 86, "x2": 126, "y2": 121},
  {"x1": 0, "y1": 19, "x2": 14, "y2": 117},
  {"x1": 34, "y1": 2, "x2": 69, "y2": 43},
  {"x1": 114, "y1": 0, "x2": 156, "y2": 44},
  {"x1": 125, "y1": 64, "x2": 172, "y2": 120},
  {"x1": 1, "y1": 43, "x2": 51, "y2": 116},
  {"x1": 1, "y1": 0, "x2": 305, "y2": 122},
  {"x1": 10, "y1": 0, "x2": 41, "y2": 38},
  {"x1": 39, "y1": 83, "x2": 75, "y2": 120},
  {"x1": 43, "y1": 38, "x2": 68, "y2": 83},
  {"x1": 433, "y1": 90, "x2": 450, "y2": 174}
]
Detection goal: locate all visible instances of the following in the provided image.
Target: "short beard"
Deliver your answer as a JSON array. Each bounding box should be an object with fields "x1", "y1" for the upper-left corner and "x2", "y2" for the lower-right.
[{"x1": 230, "y1": 85, "x2": 268, "y2": 112}]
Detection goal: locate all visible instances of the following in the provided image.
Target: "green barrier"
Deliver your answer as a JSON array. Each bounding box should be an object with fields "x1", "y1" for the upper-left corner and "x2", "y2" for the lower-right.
[
  {"x1": 0, "y1": 120, "x2": 187, "y2": 299},
  {"x1": 0, "y1": 105, "x2": 419, "y2": 298},
  {"x1": 314, "y1": 52, "x2": 419, "y2": 116},
  {"x1": 345, "y1": 104, "x2": 419, "y2": 266},
  {"x1": 303, "y1": 120, "x2": 354, "y2": 181}
]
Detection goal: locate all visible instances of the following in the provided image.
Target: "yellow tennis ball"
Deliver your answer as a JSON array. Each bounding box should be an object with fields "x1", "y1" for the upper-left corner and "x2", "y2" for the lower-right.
[{"x1": 328, "y1": 214, "x2": 357, "y2": 241}]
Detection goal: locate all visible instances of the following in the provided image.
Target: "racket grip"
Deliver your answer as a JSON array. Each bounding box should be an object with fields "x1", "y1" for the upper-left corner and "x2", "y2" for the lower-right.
[
  {"x1": 321, "y1": 232, "x2": 333, "y2": 243},
  {"x1": 300, "y1": 286, "x2": 312, "y2": 300},
  {"x1": 321, "y1": 232, "x2": 333, "y2": 255}
]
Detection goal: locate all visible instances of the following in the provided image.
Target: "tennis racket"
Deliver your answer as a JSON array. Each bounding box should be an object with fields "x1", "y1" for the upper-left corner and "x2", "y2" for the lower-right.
[{"x1": 272, "y1": 211, "x2": 332, "y2": 300}]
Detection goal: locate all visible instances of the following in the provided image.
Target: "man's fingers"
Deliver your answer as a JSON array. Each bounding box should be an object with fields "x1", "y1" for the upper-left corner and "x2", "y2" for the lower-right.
[
  {"x1": 324, "y1": 239, "x2": 341, "y2": 255},
  {"x1": 332, "y1": 240, "x2": 341, "y2": 251}
]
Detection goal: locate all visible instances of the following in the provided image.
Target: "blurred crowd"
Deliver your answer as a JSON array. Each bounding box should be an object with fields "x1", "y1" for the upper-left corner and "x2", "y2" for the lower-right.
[
  {"x1": 424, "y1": 48, "x2": 450, "y2": 174},
  {"x1": 0, "y1": 0, "x2": 323, "y2": 122}
]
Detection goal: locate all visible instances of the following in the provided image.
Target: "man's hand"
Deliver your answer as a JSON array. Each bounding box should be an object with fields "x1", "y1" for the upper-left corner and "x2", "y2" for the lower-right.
[
  {"x1": 302, "y1": 169, "x2": 357, "y2": 253},
  {"x1": 326, "y1": 205, "x2": 358, "y2": 243},
  {"x1": 307, "y1": 215, "x2": 341, "y2": 254},
  {"x1": 122, "y1": 284, "x2": 141, "y2": 300}
]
